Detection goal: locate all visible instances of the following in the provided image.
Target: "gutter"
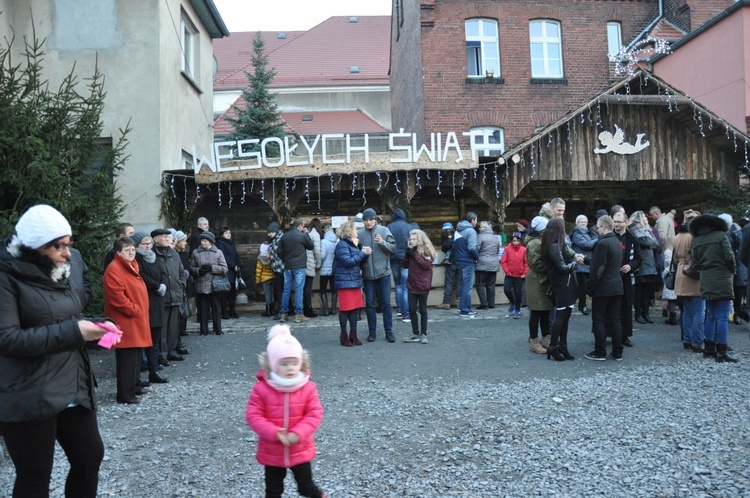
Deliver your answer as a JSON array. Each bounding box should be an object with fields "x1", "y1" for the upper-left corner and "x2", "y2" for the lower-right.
[{"x1": 626, "y1": 0, "x2": 663, "y2": 51}]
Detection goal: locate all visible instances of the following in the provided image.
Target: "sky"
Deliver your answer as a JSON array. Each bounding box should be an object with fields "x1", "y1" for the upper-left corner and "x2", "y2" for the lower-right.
[{"x1": 213, "y1": 0, "x2": 392, "y2": 33}]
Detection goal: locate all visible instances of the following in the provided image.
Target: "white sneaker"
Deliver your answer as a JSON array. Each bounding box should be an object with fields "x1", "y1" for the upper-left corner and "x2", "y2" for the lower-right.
[
  {"x1": 420, "y1": 335, "x2": 428, "y2": 344},
  {"x1": 404, "y1": 335, "x2": 421, "y2": 343}
]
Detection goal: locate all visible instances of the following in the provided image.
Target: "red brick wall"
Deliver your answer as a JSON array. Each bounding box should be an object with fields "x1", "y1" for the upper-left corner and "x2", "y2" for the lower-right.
[{"x1": 391, "y1": 0, "x2": 730, "y2": 150}]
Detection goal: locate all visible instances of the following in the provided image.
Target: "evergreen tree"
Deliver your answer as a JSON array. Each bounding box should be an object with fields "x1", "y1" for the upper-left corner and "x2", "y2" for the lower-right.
[
  {"x1": 0, "y1": 32, "x2": 130, "y2": 312},
  {"x1": 226, "y1": 31, "x2": 285, "y2": 156}
]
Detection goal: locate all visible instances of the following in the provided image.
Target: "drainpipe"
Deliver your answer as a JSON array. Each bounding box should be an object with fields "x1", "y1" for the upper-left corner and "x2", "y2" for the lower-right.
[{"x1": 626, "y1": 0, "x2": 664, "y2": 51}]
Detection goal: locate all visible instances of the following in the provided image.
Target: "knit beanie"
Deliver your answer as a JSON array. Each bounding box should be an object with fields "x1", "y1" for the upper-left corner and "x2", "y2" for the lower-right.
[
  {"x1": 259, "y1": 242, "x2": 270, "y2": 256},
  {"x1": 719, "y1": 213, "x2": 733, "y2": 227},
  {"x1": 442, "y1": 222, "x2": 454, "y2": 230},
  {"x1": 15, "y1": 205, "x2": 72, "y2": 249},
  {"x1": 267, "y1": 222, "x2": 280, "y2": 233},
  {"x1": 174, "y1": 230, "x2": 187, "y2": 243},
  {"x1": 531, "y1": 216, "x2": 548, "y2": 232},
  {"x1": 266, "y1": 324, "x2": 303, "y2": 374},
  {"x1": 131, "y1": 232, "x2": 148, "y2": 246},
  {"x1": 362, "y1": 208, "x2": 377, "y2": 220}
]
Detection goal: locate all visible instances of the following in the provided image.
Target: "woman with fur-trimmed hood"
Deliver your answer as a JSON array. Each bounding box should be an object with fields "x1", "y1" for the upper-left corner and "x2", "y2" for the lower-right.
[
  {"x1": 245, "y1": 325, "x2": 326, "y2": 497},
  {"x1": 690, "y1": 213, "x2": 738, "y2": 362}
]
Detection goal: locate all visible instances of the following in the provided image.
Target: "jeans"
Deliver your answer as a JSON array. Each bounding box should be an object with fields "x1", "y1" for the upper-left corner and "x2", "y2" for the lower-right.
[
  {"x1": 682, "y1": 296, "x2": 705, "y2": 346},
  {"x1": 704, "y1": 298, "x2": 730, "y2": 345},
  {"x1": 0, "y1": 405, "x2": 104, "y2": 498},
  {"x1": 281, "y1": 268, "x2": 306, "y2": 314},
  {"x1": 458, "y1": 264, "x2": 476, "y2": 313},
  {"x1": 393, "y1": 265, "x2": 409, "y2": 316},
  {"x1": 364, "y1": 276, "x2": 393, "y2": 333},
  {"x1": 502, "y1": 276, "x2": 523, "y2": 310},
  {"x1": 442, "y1": 263, "x2": 462, "y2": 304},
  {"x1": 592, "y1": 295, "x2": 622, "y2": 356}
]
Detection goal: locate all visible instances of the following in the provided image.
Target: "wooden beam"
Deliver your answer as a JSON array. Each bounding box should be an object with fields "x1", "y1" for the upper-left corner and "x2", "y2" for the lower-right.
[{"x1": 598, "y1": 94, "x2": 693, "y2": 106}]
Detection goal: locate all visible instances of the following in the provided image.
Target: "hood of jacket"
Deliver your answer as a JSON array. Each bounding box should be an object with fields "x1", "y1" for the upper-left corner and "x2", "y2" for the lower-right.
[
  {"x1": 1, "y1": 238, "x2": 70, "y2": 288},
  {"x1": 323, "y1": 230, "x2": 337, "y2": 244},
  {"x1": 456, "y1": 219, "x2": 474, "y2": 234},
  {"x1": 689, "y1": 214, "x2": 728, "y2": 237},
  {"x1": 392, "y1": 208, "x2": 406, "y2": 222}
]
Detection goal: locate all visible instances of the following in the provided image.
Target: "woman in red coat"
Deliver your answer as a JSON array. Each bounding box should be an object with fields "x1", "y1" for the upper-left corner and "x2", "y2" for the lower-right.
[{"x1": 103, "y1": 237, "x2": 152, "y2": 404}]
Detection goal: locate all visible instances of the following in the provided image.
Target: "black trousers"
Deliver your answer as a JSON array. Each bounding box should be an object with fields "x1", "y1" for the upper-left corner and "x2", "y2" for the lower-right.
[
  {"x1": 146, "y1": 326, "x2": 162, "y2": 374},
  {"x1": 575, "y1": 273, "x2": 589, "y2": 309},
  {"x1": 619, "y1": 292, "x2": 633, "y2": 338},
  {"x1": 197, "y1": 293, "x2": 222, "y2": 334},
  {"x1": 303, "y1": 275, "x2": 314, "y2": 310},
  {"x1": 408, "y1": 292, "x2": 429, "y2": 335},
  {"x1": 592, "y1": 295, "x2": 622, "y2": 356},
  {"x1": 0, "y1": 405, "x2": 104, "y2": 498},
  {"x1": 529, "y1": 309, "x2": 550, "y2": 340},
  {"x1": 115, "y1": 347, "x2": 142, "y2": 402},
  {"x1": 163, "y1": 305, "x2": 180, "y2": 355},
  {"x1": 264, "y1": 462, "x2": 323, "y2": 498}
]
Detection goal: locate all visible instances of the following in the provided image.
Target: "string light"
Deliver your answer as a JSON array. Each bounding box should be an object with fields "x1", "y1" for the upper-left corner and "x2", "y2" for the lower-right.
[
  {"x1": 361, "y1": 174, "x2": 367, "y2": 205},
  {"x1": 317, "y1": 176, "x2": 322, "y2": 211},
  {"x1": 241, "y1": 180, "x2": 246, "y2": 204},
  {"x1": 437, "y1": 170, "x2": 442, "y2": 195},
  {"x1": 351, "y1": 173, "x2": 357, "y2": 196},
  {"x1": 416, "y1": 168, "x2": 422, "y2": 190},
  {"x1": 394, "y1": 171, "x2": 401, "y2": 194},
  {"x1": 228, "y1": 181, "x2": 233, "y2": 208},
  {"x1": 183, "y1": 176, "x2": 187, "y2": 210},
  {"x1": 259, "y1": 179, "x2": 265, "y2": 202},
  {"x1": 195, "y1": 183, "x2": 200, "y2": 203},
  {"x1": 305, "y1": 178, "x2": 310, "y2": 203},
  {"x1": 610, "y1": 36, "x2": 671, "y2": 76}
]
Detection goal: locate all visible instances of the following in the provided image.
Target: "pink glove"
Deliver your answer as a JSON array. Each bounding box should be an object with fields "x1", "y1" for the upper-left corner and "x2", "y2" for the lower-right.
[{"x1": 95, "y1": 321, "x2": 122, "y2": 349}]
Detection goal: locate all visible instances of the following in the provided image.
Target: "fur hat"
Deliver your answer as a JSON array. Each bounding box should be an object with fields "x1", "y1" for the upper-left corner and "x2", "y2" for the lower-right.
[
  {"x1": 531, "y1": 216, "x2": 548, "y2": 232},
  {"x1": 362, "y1": 208, "x2": 377, "y2": 220},
  {"x1": 199, "y1": 231, "x2": 216, "y2": 244},
  {"x1": 131, "y1": 232, "x2": 149, "y2": 246},
  {"x1": 266, "y1": 324, "x2": 303, "y2": 374},
  {"x1": 15, "y1": 205, "x2": 72, "y2": 249},
  {"x1": 442, "y1": 222, "x2": 454, "y2": 230}
]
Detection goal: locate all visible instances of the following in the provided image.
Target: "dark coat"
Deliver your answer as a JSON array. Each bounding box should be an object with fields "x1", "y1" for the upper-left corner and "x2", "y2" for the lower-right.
[
  {"x1": 387, "y1": 208, "x2": 413, "y2": 263},
  {"x1": 69, "y1": 247, "x2": 92, "y2": 311},
  {"x1": 280, "y1": 228, "x2": 314, "y2": 270},
  {"x1": 614, "y1": 230, "x2": 642, "y2": 305},
  {"x1": 0, "y1": 241, "x2": 95, "y2": 422},
  {"x1": 544, "y1": 242, "x2": 578, "y2": 308},
  {"x1": 154, "y1": 245, "x2": 186, "y2": 307},
  {"x1": 403, "y1": 249, "x2": 434, "y2": 294},
  {"x1": 216, "y1": 237, "x2": 242, "y2": 285},
  {"x1": 333, "y1": 238, "x2": 367, "y2": 290},
  {"x1": 135, "y1": 251, "x2": 166, "y2": 328},
  {"x1": 585, "y1": 232, "x2": 624, "y2": 297},
  {"x1": 690, "y1": 214, "x2": 735, "y2": 300},
  {"x1": 453, "y1": 220, "x2": 478, "y2": 266}
]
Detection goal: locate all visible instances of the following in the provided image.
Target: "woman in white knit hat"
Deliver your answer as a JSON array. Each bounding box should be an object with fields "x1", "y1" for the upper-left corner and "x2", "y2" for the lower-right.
[{"x1": 0, "y1": 204, "x2": 116, "y2": 497}]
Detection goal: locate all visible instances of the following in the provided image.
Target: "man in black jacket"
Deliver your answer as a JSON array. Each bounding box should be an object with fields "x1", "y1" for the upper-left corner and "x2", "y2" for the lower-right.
[
  {"x1": 585, "y1": 216, "x2": 625, "y2": 361},
  {"x1": 153, "y1": 229, "x2": 187, "y2": 361},
  {"x1": 279, "y1": 219, "x2": 314, "y2": 323}
]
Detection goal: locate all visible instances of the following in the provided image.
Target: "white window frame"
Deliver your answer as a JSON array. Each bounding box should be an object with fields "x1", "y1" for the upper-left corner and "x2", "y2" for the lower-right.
[
  {"x1": 470, "y1": 126, "x2": 505, "y2": 157},
  {"x1": 607, "y1": 22, "x2": 622, "y2": 57},
  {"x1": 180, "y1": 12, "x2": 198, "y2": 80},
  {"x1": 529, "y1": 20, "x2": 563, "y2": 78},
  {"x1": 465, "y1": 19, "x2": 501, "y2": 78}
]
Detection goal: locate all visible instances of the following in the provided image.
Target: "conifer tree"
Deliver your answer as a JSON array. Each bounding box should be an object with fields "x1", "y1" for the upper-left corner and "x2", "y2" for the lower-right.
[{"x1": 226, "y1": 31, "x2": 285, "y2": 156}]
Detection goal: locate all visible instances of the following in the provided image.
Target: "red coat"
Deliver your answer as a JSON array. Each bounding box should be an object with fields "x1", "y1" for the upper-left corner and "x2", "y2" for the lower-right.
[
  {"x1": 501, "y1": 244, "x2": 528, "y2": 278},
  {"x1": 246, "y1": 369, "x2": 323, "y2": 468},
  {"x1": 402, "y1": 250, "x2": 434, "y2": 294},
  {"x1": 103, "y1": 253, "x2": 152, "y2": 349}
]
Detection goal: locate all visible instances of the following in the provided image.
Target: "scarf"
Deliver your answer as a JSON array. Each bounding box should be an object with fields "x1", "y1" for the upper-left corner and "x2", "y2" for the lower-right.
[
  {"x1": 136, "y1": 248, "x2": 156, "y2": 264},
  {"x1": 266, "y1": 371, "x2": 310, "y2": 393}
]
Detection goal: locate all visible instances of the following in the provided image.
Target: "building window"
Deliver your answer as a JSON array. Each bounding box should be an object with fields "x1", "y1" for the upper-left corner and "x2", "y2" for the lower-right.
[
  {"x1": 607, "y1": 22, "x2": 622, "y2": 57},
  {"x1": 471, "y1": 127, "x2": 504, "y2": 156},
  {"x1": 529, "y1": 20, "x2": 563, "y2": 78},
  {"x1": 465, "y1": 19, "x2": 500, "y2": 78},
  {"x1": 180, "y1": 11, "x2": 198, "y2": 81}
]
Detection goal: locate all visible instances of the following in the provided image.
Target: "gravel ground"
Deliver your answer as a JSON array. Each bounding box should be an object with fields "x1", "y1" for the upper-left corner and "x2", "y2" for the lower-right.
[{"x1": 2, "y1": 308, "x2": 749, "y2": 497}]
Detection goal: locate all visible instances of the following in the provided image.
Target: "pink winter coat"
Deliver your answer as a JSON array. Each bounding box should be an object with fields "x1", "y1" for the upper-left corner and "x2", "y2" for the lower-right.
[{"x1": 245, "y1": 358, "x2": 323, "y2": 468}]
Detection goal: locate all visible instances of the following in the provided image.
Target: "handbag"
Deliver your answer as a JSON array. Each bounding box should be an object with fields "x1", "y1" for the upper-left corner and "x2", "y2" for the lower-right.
[
  {"x1": 682, "y1": 260, "x2": 700, "y2": 279},
  {"x1": 211, "y1": 275, "x2": 232, "y2": 293},
  {"x1": 664, "y1": 259, "x2": 676, "y2": 291},
  {"x1": 236, "y1": 275, "x2": 247, "y2": 291}
]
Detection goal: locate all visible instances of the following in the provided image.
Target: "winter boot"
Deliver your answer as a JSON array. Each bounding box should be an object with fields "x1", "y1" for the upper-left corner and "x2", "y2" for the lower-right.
[
  {"x1": 339, "y1": 331, "x2": 352, "y2": 347},
  {"x1": 642, "y1": 309, "x2": 654, "y2": 323},
  {"x1": 634, "y1": 308, "x2": 647, "y2": 324},
  {"x1": 665, "y1": 312, "x2": 677, "y2": 325},
  {"x1": 715, "y1": 343, "x2": 738, "y2": 363},
  {"x1": 321, "y1": 293, "x2": 330, "y2": 316},
  {"x1": 529, "y1": 337, "x2": 547, "y2": 354},
  {"x1": 349, "y1": 330, "x2": 363, "y2": 346},
  {"x1": 541, "y1": 335, "x2": 551, "y2": 350},
  {"x1": 703, "y1": 340, "x2": 717, "y2": 358},
  {"x1": 558, "y1": 344, "x2": 575, "y2": 361},
  {"x1": 331, "y1": 292, "x2": 338, "y2": 313}
]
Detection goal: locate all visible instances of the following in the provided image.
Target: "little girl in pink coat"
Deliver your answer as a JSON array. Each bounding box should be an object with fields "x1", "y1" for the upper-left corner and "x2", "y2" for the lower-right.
[{"x1": 246, "y1": 324, "x2": 326, "y2": 498}]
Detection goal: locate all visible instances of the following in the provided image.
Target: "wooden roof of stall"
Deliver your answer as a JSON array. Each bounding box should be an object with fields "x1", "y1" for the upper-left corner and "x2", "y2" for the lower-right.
[{"x1": 501, "y1": 69, "x2": 750, "y2": 208}]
